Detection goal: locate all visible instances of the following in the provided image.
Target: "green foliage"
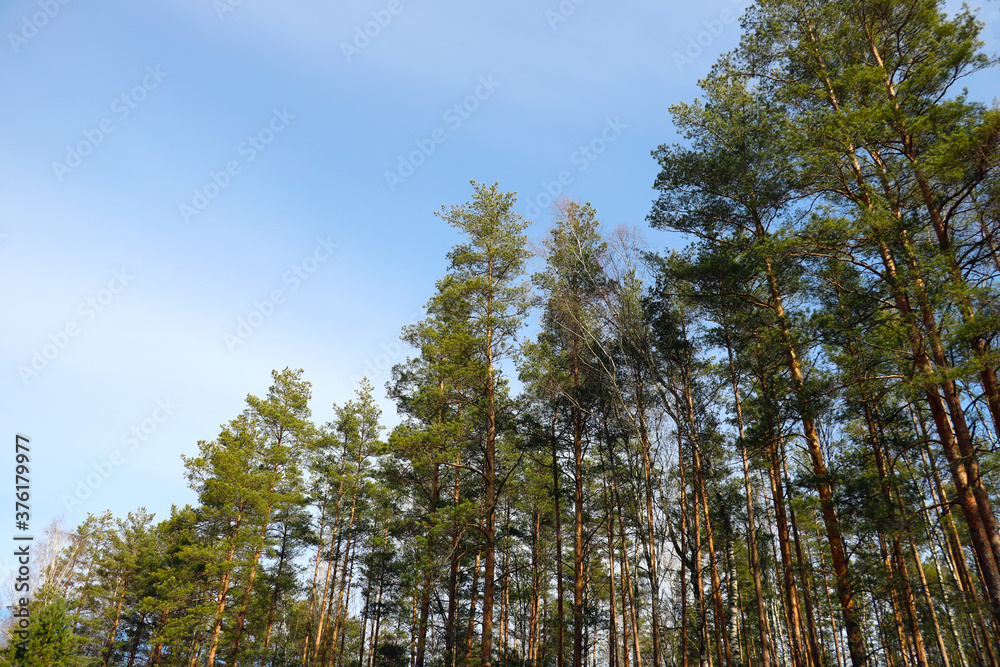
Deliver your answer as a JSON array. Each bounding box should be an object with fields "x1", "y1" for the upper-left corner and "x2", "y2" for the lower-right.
[
  {"x1": 7, "y1": 6, "x2": 1000, "y2": 664},
  {"x1": 1, "y1": 595, "x2": 84, "y2": 667},
  {"x1": 372, "y1": 642, "x2": 408, "y2": 667}
]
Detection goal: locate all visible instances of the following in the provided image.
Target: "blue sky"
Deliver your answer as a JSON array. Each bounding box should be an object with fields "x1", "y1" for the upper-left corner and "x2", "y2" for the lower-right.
[{"x1": 1, "y1": 0, "x2": 998, "y2": 570}]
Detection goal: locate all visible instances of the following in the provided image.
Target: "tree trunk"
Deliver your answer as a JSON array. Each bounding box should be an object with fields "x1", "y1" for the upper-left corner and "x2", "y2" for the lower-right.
[
  {"x1": 481, "y1": 272, "x2": 498, "y2": 667},
  {"x1": 762, "y1": 413, "x2": 808, "y2": 667},
  {"x1": 415, "y1": 462, "x2": 441, "y2": 667},
  {"x1": 552, "y1": 410, "x2": 566, "y2": 667},
  {"x1": 602, "y1": 458, "x2": 619, "y2": 667},
  {"x1": 313, "y1": 467, "x2": 349, "y2": 667},
  {"x1": 206, "y1": 567, "x2": 233, "y2": 667},
  {"x1": 529, "y1": 505, "x2": 542, "y2": 667},
  {"x1": 759, "y1": 255, "x2": 865, "y2": 667},
  {"x1": 614, "y1": 464, "x2": 643, "y2": 667},
  {"x1": 725, "y1": 340, "x2": 771, "y2": 667},
  {"x1": 446, "y1": 460, "x2": 463, "y2": 667},
  {"x1": 682, "y1": 355, "x2": 733, "y2": 667},
  {"x1": 634, "y1": 372, "x2": 663, "y2": 667},
  {"x1": 573, "y1": 390, "x2": 586, "y2": 667},
  {"x1": 264, "y1": 518, "x2": 293, "y2": 656},
  {"x1": 101, "y1": 576, "x2": 127, "y2": 667},
  {"x1": 302, "y1": 491, "x2": 330, "y2": 667},
  {"x1": 783, "y1": 455, "x2": 823, "y2": 667},
  {"x1": 206, "y1": 512, "x2": 244, "y2": 667},
  {"x1": 465, "y1": 551, "x2": 482, "y2": 665}
]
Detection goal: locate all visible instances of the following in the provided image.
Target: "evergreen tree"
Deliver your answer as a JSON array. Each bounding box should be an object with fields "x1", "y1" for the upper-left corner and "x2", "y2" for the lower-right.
[{"x1": 433, "y1": 180, "x2": 531, "y2": 667}]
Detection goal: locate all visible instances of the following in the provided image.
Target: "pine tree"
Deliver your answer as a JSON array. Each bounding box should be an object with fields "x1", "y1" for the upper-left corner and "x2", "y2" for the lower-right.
[{"x1": 434, "y1": 180, "x2": 531, "y2": 667}]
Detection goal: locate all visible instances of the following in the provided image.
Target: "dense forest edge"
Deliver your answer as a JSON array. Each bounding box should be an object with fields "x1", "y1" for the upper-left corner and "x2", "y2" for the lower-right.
[{"x1": 6, "y1": 0, "x2": 1000, "y2": 666}]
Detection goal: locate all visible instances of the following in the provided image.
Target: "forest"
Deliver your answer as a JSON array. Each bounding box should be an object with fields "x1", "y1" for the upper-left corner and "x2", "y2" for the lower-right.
[{"x1": 5, "y1": 0, "x2": 1000, "y2": 666}]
